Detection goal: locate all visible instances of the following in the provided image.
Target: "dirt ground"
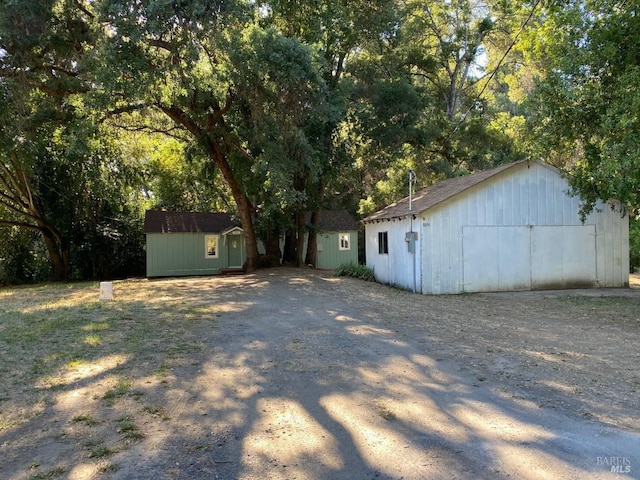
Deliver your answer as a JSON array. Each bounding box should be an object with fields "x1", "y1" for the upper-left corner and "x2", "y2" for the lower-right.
[{"x1": 1, "y1": 269, "x2": 639, "y2": 480}]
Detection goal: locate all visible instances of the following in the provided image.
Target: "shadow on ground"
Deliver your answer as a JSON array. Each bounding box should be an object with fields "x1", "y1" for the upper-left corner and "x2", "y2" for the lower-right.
[{"x1": 1, "y1": 270, "x2": 639, "y2": 479}]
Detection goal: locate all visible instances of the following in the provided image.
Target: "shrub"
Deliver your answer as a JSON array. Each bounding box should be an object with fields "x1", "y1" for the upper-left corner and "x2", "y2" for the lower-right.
[{"x1": 334, "y1": 262, "x2": 375, "y2": 282}]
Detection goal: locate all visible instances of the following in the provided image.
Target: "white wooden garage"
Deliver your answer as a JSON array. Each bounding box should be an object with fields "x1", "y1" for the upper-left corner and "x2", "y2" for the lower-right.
[{"x1": 363, "y1": 159, "x2": 629, "y2": 294}]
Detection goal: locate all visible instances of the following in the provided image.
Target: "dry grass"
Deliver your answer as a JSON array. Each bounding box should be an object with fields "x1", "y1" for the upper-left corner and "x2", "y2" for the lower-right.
[
  {"x1": 1, "y1": 280, "x2": 192, "y2": 424},
  {"x1": 1, "y1": 272, "x2": 638, "y2": 479},
  {"x1": 0, "y1": 277, "x2": 240, "y2": 479}
]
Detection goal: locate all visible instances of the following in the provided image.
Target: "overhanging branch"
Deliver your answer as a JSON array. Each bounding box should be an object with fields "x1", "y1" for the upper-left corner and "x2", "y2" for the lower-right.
[
  {"x1": 99, "y1": 102, "x2": 149, "y2": 123},
  {"x1": 0, "y1": 219, "x2": 42, "y2": 231},
  {"x1": 0, "y1": 196, "x2": 42, "y2": 224}
]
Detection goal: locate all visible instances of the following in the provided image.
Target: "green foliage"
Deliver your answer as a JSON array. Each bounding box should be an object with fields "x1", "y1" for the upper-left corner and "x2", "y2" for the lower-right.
[
  {"x1": 0, "y1": 229, "x2": 51, "y2": 285},
  {"x1": 1, "y1": 0, "x2": 636, "y2": 279},
  {"x1": 344, "y1": 0, "x2": 530, "y2": 215},
  {"x1": 28, "y1": 466, "x2": 66, "y2": 480},
  {"x1": 334, "y1": 261, "x2": 375, "y2": 282},
  {"x1": 137, "y1": 135, "x2": 233, "y2": 212},
  {"x1": 230, "y1": 25, "x2": 329, "y2": 196},
  {"x1": 0, "y1": 89, "x2": 147, "y2": 282},
  {"x1": 524, "y1": 0, "x2": 640, "y2": 215},
  {"x1": 116, "y1": 415, "x2": 144, "y2": 440},
  {"x1": 253, "y1": 0, "x2": 398, "y2": 264}
]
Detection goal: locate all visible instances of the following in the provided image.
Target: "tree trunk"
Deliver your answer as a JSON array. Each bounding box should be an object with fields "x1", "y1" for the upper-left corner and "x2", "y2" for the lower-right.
[
  {"x1": 305, "y1": 210, "x2": 320, "y2": 268},
  {"x1": 264, "y1": 226, "x2": 281, "y2": 259},
  {"x1": 235, "y1": 193, "x2": 260, "y2": 272},
  {"x1": 40, "y1": 226, "x2": 69, "y2": 281},
  {"x1": 295, "y1": 211, "x2": 305, "y2": 267},
  {"x1": 205, "y1": 138, "x2": 260, "y2": 272},
  {"x1": 158, "y1": 105, "x2": 261, "y2": 272},
  {"x1": 282, "y1": 225, "x2": 298, "y2": 265}
]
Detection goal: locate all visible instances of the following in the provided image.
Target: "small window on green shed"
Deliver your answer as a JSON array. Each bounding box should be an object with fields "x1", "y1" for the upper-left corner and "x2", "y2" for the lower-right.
[
  {"x1": 339, "y1": 233, "x2": 351, "y2": 250},
  {"x1": 205, "y1": 235, "x2": 219, "y2": 258}
]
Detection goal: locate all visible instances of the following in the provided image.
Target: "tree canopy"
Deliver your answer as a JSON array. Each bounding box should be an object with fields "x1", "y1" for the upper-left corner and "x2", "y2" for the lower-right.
[
  {"x1": 522, "y1": 0, "x2": 640, "y2": 216},
  {"x1": 1, "y1": 0, "x2": 638, "y2": 282}
]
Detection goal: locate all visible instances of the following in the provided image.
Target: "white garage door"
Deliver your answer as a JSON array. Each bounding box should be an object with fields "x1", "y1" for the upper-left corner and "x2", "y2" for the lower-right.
[
  {"x1": 462, "y1": 225, "x2": 596, "y2": 293},
  {"x1": 531, "y1": 226, "x2": 597, "y2": 289},
  {"x1": 462, "y1": 226, "x2": 531, "y2": 292}
]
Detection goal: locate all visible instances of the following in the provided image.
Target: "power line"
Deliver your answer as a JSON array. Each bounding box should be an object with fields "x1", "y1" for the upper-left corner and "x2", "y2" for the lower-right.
[{"x1": 449, "y1": 0, "x2": 544, "y2": 146}]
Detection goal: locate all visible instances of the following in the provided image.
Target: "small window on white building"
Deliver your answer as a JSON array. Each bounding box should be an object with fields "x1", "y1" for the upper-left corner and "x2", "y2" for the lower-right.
[
  {"x1": 339, "y1": 233, "x2": 350, "y2": 251},
  {"x1": 378, "y1": 231, "x2": 388, "y2": 254},
  {"x1": 205, "y1": 235, "x2": 219, "y2": 258}
]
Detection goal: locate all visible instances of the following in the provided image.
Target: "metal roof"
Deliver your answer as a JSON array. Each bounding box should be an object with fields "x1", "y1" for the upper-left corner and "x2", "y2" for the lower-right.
[{"x1": 363, "y1": 159, "x2": 535, "y2": 223}]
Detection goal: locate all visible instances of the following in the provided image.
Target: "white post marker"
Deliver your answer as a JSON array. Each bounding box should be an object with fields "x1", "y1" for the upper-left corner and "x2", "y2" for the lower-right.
[{"x1": 99, "y1": 282, "x2": 113, "y2": 300}]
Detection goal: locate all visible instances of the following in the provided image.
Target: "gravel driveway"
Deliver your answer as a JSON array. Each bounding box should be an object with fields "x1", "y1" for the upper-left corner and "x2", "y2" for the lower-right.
[
  {"x1": 2, "y1": 269, "x2": 639, "y2": 479},
  {"x1": 116, "y1": 269, "x2": 640, "y2": 480}
]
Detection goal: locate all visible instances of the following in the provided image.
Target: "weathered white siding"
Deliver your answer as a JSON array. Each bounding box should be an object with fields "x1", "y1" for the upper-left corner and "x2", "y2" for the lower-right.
[
  {"x1": 365, "y1": 161, "x2": 629, "y2": 294},
  {"x1": 462, "y1": 225, "x2": 598, "y2": 292},
  {"x1": 419, "y1": 161, "x2": 628, "y2": 293},
  {"x1": 365, "y1": 217, "x2": 421, "y2": 292}
]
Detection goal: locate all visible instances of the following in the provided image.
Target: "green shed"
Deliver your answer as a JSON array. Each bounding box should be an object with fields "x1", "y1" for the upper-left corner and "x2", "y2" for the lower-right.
[
  {"x1": 144, "y1": 211, "x2": 246, "y2": 277},
  {"x1": 310, "y1": 210, "x2": 360, "y2": 269}
]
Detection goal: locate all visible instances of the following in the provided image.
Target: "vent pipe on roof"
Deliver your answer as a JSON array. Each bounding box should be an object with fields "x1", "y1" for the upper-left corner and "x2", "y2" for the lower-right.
[
  {"x1": 408, "y1": 168, "x2": 417, "y2": 294},
  {"x1": 408, "y1": 169, "x2": 416, "y2": 211}
]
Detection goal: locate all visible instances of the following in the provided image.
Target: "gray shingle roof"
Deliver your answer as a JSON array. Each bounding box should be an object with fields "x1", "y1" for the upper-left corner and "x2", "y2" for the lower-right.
[
  {"x1": 363, "y1": 159, "x2": 533, "y2": 222},
  {"x1": 308, "y1": 210, "x2": 360, "y2": 231},
  {"x1": 143, "y1": 211, "x2": 239, "y2": 233},
  {"x1": 145, "y1": 209, "x2": 360, "y2": 234}
]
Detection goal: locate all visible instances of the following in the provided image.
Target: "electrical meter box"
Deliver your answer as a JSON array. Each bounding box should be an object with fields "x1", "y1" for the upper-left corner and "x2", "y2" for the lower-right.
[{"x1": 405, "y1": 231, "x2": 418, "y2": 253}]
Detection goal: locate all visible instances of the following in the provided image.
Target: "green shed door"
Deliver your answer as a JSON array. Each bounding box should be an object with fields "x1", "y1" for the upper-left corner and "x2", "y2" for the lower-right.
[{"x1": 227, "y1": 234, "x2": 243, "y2": 267}]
